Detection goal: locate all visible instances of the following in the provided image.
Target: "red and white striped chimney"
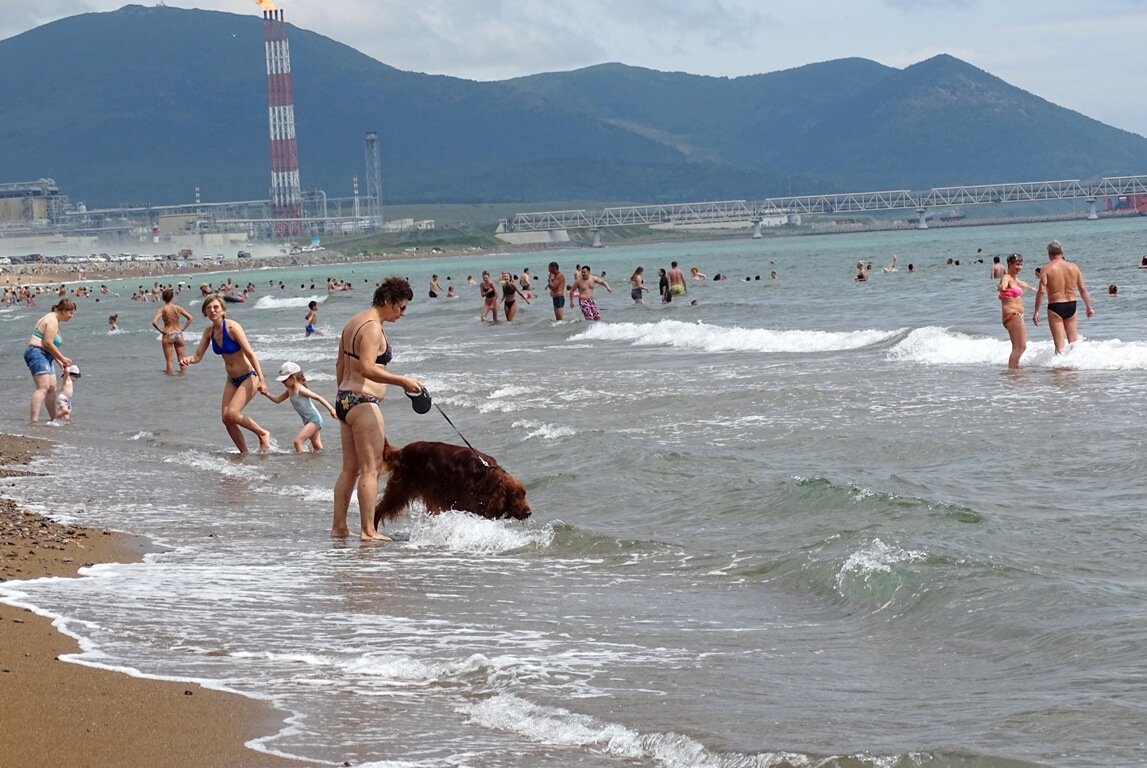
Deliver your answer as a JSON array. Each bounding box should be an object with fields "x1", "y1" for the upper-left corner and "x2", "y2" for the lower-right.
[{"x1": 263, "y1": 9, "x2": 303, "y2": 237}]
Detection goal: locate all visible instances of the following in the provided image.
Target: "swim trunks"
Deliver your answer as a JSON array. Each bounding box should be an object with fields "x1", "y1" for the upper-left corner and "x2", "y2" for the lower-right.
[
  {"x1": 24, "y1": 346, "x2": 56, "y2": 376},
  {"x1": 631, "y1": 288, "x2": 644, "y2": 301},
  {"x1": 335, "y1": 389, "x2": 382, "y2": 423},
  {"x1": 552, "y1": 295, "x2": 565, "y2": 309},
  {"x1": 1047, "y1": 301, "x2": 1077, "y2": 320},
  {"x1": 579, "y1": 298, "x2": 601, "y2": 321},
  {"x1": 670, "y1": 283, "x2": 685, "y2": 296},
  {"x1": 305, "y1": 324, "x2": 315, "y2": 335}
]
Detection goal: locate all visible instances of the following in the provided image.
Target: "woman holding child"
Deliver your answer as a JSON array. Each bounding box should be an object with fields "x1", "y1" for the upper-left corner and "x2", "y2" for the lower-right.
[{"x1": 24, "y1": 299, "x2": 76, "y2": 423}]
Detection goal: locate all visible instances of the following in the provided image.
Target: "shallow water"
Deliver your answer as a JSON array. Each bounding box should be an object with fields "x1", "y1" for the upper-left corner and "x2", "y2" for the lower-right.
[{"x1": 3, "y1": 218, "x2": 1147, "y2": 767}]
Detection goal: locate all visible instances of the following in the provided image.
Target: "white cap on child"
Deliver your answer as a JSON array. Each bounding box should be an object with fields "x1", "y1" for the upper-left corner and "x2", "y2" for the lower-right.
[{"x1": 276, "y1": 361, "x2": 301, "y2": 381}]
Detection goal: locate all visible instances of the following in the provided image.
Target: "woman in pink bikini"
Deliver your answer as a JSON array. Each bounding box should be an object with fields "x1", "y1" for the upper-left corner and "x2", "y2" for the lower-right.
[{"x1": 997, "y1": 253, "x2": 1034, "y2": 369}]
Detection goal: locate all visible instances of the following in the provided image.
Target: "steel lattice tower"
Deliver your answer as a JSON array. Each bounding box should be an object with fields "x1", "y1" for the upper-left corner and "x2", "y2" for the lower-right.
[
  {"x1": 364, "y1": 131, "x2": 383, "y2": 229},
  {"x1": 264, "y1": 9, "x2": 303, "y2": 237}
]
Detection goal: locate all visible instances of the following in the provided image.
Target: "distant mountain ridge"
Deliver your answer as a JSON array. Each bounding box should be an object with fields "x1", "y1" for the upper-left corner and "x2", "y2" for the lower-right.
[{"x1": 1, "y1": 5, "x2": 1145, "y2": 207}]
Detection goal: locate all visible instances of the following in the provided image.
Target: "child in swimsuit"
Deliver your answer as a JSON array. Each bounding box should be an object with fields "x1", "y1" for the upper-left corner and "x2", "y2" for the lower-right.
[
  {"x1": 305, "y1": 301, "x2": 319, "y2": 337},
  {"x1": 54, "y1": 364, "x2": 80, "y2": 421},
  {"x1": 264, "y1": 362, "x2": 337, "y2": 452}
]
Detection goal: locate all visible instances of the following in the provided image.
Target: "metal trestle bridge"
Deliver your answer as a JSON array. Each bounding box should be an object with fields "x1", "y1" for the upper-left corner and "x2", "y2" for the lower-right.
[{"x1": 502, "y1": 175, "x2": 1147, "y2": 234}]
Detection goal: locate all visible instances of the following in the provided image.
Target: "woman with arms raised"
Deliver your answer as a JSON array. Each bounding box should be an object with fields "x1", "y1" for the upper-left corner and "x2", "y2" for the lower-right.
[
  {"x1": 180, "y1": 294, "x2": 271, "y2": 452},
  {"x1": 333, "y1": 277, "x2": 423, "y2": 541}
]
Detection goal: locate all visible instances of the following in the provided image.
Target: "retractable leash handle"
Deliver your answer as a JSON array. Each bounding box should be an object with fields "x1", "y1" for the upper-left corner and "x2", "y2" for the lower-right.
[
  {"x1": 406, "y1": 385, "x2": 432, "y2": 414},
  {"x1": 409, "y1": 386, "x2": 490, "y2": 467}
]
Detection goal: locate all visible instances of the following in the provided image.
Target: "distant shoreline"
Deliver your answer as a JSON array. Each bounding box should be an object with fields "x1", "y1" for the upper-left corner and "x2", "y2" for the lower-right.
[{"x1": 3, "y1": 209, "x2": 1139, "y2": 288}]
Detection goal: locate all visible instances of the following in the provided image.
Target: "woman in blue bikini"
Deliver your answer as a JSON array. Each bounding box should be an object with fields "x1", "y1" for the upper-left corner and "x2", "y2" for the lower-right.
[
  {"x1": 180, "y1": 294, "x2": 271, "y2": 452},
  {"x1": 332, "y1": 277, "x2": 423, "y2": 541}
]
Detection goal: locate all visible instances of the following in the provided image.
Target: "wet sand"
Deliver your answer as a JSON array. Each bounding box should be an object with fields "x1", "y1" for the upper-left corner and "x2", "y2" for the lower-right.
[{"x1": 0, "y1": 433, "x2": 308, "y2": 768}]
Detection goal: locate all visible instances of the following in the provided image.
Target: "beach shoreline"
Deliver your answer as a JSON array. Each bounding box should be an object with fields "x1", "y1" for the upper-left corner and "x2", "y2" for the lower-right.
[
  {"x1": 0, "y1": 240, "x2": 574, "y2": 289},
  {"x1": 0, "y1": 433, "x2": 308, "y2": 768}
]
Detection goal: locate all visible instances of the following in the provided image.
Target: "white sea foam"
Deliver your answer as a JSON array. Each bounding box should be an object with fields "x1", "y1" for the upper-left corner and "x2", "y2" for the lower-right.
[
  {"x1": 836, "y1": 538, "x2": 927, "y2": 591},
  {"x1": 164, "y1": 449, "x2": 269, "y2": 480},
  {"x1": 888, "y1": 327, "x2": 1147, "y2": 369},
  {"x1": 463, "y1": 693, "x2": 805, "y2": 767},
  {"x1": 575, "y1": 319, "x2": 901, "y2": 353},
  {"x1": 253, "y1": 295, "x2": 325, "y2": 310},
  {"x1": 512, "y1": 418, "x2": 575, "y2": 440},
  {"x1": 404, "y1": 511, "x2": 553, "y2": 554}
]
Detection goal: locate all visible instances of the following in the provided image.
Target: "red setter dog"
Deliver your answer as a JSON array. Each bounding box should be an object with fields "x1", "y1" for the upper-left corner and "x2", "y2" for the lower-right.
[{"x1": 374, "y1": 440, "x2": 531, "y2": 526}]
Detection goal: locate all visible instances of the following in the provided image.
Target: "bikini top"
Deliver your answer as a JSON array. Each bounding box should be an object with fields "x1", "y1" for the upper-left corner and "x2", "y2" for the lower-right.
[
  {"x1": 342, "y1": 320, "x2": 393, "y2": 365},
  {"x1": 32, "y1": 329, "x2": 63, "y2": 347},
  {"x1": 998, "y1": 287, "x2": 1023, "y2": 299},
  {"x1": 211, "y1": 317, "x2": 242, "y2": 355}
]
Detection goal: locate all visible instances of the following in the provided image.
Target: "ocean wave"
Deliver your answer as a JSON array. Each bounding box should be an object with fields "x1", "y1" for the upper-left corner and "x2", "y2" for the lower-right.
[
  {"x1": 403, "y1": 510, "x2": 554, "y2": 554},
  {"x1": 574, "y1": 319, "x2": 902, "y2": 353},
  {"x1": 462, "y1": 692, "x2": 978, "y2": 768},
  {"x1": 252, "y1": 295, "x2": 325, "y2": 309},
  {"x1": 888, "y1": 327, "x2": 1147, "y2": 369}
]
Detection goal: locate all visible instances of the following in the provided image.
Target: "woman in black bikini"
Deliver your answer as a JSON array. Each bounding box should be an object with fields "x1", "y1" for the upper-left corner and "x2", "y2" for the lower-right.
[
  {"x1": 501, "y1": 271, "x2": 529, "y2": 322},
  {"x1": 180, "y1": 294, "x2": 271, "y2": 452},
  {"x1": 332, "y1": 277, "x2": 423, "y2": 541}
]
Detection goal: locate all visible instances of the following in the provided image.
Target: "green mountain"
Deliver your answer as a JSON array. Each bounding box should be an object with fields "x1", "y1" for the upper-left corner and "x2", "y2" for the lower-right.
[{"x1": 1, "y1": 5, "x2": 1144, "y2": 207}]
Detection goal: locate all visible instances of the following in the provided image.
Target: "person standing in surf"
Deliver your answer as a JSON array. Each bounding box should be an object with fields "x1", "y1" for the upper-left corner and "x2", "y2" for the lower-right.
[
  {"x1": 151, "y1": 288, "x2": 194, "y2": 375},
  {"x1": 1032, "y1": 240, "x2": 1094, "y2": 354},
  {"x1": 667, "y1": 261, "x2": 687, "y2": 297},
  {"x1": 332, "y1": 277, "x2": 423, "y2": 541},
  {"x1": 630, "y1": 266, "x2": 649, "y2": 304},
  {"x1": 305, "y1": 300, "x2": 320, "y2": 337},
  {"x1": 546, "y1": 262, "x2": 566, "y2": 321},
  {"x1": 479, "y1": 271, "x2": 499, "y2": 323},
  {"x1": 573, "y1": 265, "x2": 612, "y2": 321},
  {"x1": 180, "y1": 294, "x2": 271, "y2": 453},
  {"x1": 997, "y1": 253, "x2": 1034, "y2": 369},
  {"x1": 25, "y1": 299, "x2": 76, "y2": 423}
]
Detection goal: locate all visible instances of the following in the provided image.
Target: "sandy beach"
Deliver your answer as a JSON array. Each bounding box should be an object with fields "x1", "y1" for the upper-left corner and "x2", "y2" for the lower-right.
[
  {"x1": 0, "y1": 434, "x2": 307, "y2": 768},
  {"x1": 0, "y1": 240, "x2": 565, "y2": 290}
]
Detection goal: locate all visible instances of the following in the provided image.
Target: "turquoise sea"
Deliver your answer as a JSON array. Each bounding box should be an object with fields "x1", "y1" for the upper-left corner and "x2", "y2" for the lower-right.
[{"x1": 3, "y1": 217, "x2": 1147, "y2": 767}]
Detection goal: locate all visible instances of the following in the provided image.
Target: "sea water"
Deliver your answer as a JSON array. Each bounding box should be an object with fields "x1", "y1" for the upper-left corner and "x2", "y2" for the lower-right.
[{"x1": 4, "y1": 218, "x2": 1147, "y2": 767}]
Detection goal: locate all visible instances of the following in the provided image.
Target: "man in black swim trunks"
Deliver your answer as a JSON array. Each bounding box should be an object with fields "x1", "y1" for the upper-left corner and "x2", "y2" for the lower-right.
[
  {"x1": 1032, "y1": 240, "x2": 1094, "y2": 354},
  {"x1": 547, "y1": 261, "x2": 566, "y2": 321}
]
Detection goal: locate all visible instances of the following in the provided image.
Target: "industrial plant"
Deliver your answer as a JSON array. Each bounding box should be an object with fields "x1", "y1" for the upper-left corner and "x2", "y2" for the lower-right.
[{"x1": 0, "y1": 6, "x2": 392, "y2": 258}]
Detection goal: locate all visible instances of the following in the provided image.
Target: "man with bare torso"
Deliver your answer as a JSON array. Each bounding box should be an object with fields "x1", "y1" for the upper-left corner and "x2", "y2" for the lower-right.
[
  {"x1": 573, "y1": 265, "x2": 612, "y2": 321},
  {"x1": 1032, "y1": 240, "x2": 1093, "y2": 354},
  {"x1": 547, "y1": 261, "x2": 567, "y2": 321}
]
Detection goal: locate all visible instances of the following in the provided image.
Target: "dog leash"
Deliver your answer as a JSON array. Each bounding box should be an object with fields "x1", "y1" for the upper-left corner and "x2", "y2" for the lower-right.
[
  {"x1": 410, "y1": 386, "x2": 491, "y2": 468},
  {"x1": 433, "y1": 403, "x2": 490, "y2": 468}
]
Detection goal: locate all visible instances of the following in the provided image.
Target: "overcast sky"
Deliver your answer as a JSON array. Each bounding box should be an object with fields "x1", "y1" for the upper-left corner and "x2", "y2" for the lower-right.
[{"x1": 5, "y1": 1, "x2": 1147, "y2": 137}]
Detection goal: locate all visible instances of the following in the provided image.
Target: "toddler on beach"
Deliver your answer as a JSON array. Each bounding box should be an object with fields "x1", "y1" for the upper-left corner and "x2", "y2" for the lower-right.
[
  {"x1": 54, "y1": 364, "x2": 80, "y2": 421},
  {"x1": 263, "y1": 362, "x2": 336, "y2": 452}
]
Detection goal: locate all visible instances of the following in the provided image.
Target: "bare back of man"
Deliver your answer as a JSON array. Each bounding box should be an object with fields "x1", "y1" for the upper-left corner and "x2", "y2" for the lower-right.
[{"x1": 1033, "y1": 241, "x2": 1093, "y2": 354}]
